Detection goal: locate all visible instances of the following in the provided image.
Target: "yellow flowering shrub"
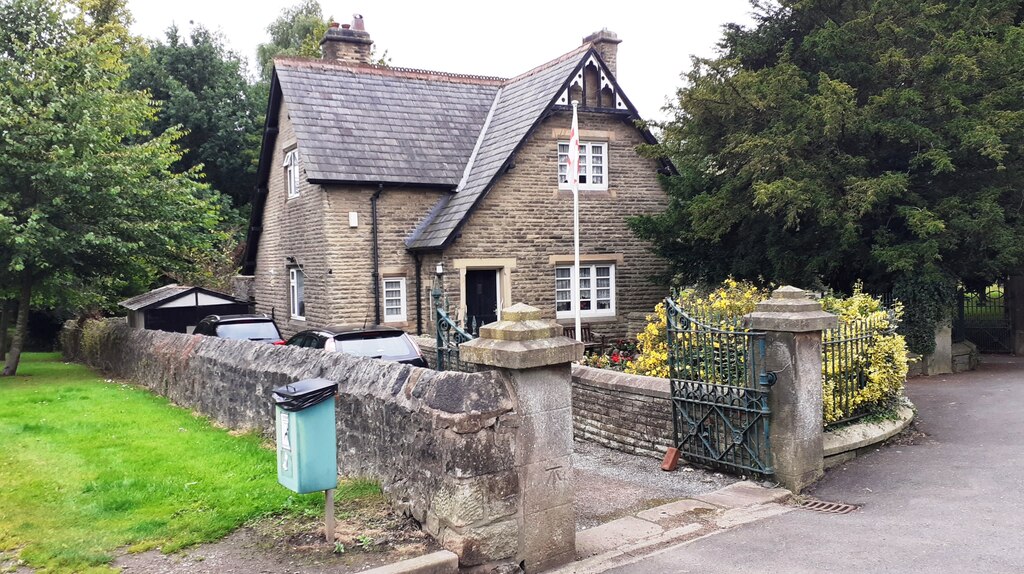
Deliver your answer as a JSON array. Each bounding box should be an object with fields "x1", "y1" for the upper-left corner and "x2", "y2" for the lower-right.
[
  {"x1": 820, "y1": 284, "x2": 909, "y2": 425},
  {"x1": 625, "y1": 279, "x2": 768, "y2": 378},
  {"x1": 626, "y1": 280, "x2": 909, "y2": 425}
]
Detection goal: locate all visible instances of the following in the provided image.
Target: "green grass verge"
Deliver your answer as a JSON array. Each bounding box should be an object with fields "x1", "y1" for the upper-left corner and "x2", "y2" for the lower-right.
[{"x1": 0, "y1": 353, "x2": 372, "y2": 573}]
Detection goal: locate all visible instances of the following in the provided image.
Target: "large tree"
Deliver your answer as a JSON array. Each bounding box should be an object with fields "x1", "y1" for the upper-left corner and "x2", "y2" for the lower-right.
[
  {"x1": 256, "y1": 0, "x2": 328, "y2": 80},
  {"x1": 633, "y1": 0, "x2": 1024, "y2": 352},
  {"x1": 127, "y1": 26, "x2": 263, "y2": 209},
  {"x1": 0, "y1": 0, "x2": 222, "y2": 375}
]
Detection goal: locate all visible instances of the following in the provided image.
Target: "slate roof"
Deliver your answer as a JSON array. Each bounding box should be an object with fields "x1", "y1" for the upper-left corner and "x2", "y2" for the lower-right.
[
  {"x1": 246, "y1": 41, "x2": 652, "y2": 266},
  {"x1": 275, "y1": 60, "x2": 501, "y2": 186},
  {"x1": 119, "y1": 284, "x2": 193, "y2": 311},
  {"x1": 406, "y1": 45, "x2": 590, "y2": 249}
]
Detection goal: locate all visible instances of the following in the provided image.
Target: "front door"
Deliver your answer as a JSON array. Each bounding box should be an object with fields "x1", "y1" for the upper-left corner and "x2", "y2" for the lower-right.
[{"x1": 465, "y1": 270, "x2": 498, "y2": 333}]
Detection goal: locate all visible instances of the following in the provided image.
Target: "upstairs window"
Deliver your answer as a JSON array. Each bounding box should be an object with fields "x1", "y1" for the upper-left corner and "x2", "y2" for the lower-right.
[
  {"x1": 558, "y1": 142, "x2": 608, "y2": 191},
  {"x1": 289, "y1": 267, "x2": 305, "y2": 319},
  {"x1": 555, "y1": 264, "x2": 616, "y2": 319},
  {"x1": 382, "y1": 278, "x2": 407, "y2": 323},
  {"x1": 284, "y1": 149, "x2": 300, "y2": 199}
]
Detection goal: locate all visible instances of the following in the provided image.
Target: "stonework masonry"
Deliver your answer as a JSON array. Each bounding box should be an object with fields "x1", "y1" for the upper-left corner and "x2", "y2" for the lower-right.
[
  {"x1": 253, "y1": 101, "x2": 670, "y2": 341},
  {"x1": 418, "y1": 332, "x2": 675, "y2": 460},
  {"x1": 435, "y1": 110, "x2": 670, "y2": 340},
  {"x1": 571, "y1": 365, "x2": 674, "y2": 459},
  {"x1": 253, "y1": 100, "x2": 331, "y2": 337},
  {"x1": 61, "y1": 320, "x2": 525, "y2": 570}
]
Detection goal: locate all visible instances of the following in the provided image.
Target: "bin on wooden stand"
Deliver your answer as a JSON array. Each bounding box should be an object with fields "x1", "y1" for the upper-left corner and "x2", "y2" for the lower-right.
[{"x1": 272, "y1": 378, "x2": 338, "y2": 541}]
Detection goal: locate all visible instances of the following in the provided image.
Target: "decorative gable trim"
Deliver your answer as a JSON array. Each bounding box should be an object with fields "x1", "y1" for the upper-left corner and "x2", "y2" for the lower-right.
[{"x1": 555, "y1": 54, "x2": 628, "y2": 111}]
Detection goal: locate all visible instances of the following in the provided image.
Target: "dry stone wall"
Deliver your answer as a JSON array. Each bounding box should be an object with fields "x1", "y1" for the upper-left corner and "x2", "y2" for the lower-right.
[{"x1": 61, "y1": 320, "x2": 522, "y2": 569}]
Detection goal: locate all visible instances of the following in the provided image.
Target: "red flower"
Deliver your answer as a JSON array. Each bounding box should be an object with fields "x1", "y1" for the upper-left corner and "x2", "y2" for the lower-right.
[{"x1": 611, "y1": 352, "x2": 620, "y2": 363}]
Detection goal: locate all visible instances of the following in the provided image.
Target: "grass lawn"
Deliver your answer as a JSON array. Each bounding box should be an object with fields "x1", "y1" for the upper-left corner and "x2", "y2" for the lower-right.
[{"x1": 0, "y1": 353, "x2": 370, "y2": 573}]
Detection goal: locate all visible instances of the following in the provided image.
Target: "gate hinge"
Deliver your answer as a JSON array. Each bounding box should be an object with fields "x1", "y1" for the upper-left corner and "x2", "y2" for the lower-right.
[{"x1": 760, "y1": 372, "x2": 778, "y2": 386}]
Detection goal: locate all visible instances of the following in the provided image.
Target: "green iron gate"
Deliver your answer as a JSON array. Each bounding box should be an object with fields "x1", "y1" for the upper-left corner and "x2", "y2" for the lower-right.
[
  {"x1": 955, "y1": 282, "x2": 1013, "y2": 354},
  {"x1": 432, "y1": 285, "x2": 475, "y2": 372},
  {"x1": 665, "y1": 297, "x2": 775, "y2": 477}
]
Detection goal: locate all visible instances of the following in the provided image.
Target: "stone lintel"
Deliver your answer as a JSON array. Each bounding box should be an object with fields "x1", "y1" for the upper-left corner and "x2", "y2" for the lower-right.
[{"x1": 743, "y1": 286, "x2": 837, "y2": 333}]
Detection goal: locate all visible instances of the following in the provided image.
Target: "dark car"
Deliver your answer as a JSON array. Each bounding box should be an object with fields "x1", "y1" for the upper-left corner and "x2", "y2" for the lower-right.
[
  {"x1": 286, "y1": 325, "x2": 427, "y2": 367},
  {"x1": 194, "y1": 314, "x2": 285, "y2": 344}
]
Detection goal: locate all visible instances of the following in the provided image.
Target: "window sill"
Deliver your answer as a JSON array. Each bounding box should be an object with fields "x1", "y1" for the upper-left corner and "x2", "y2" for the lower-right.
[
  {"x1": 556, "y1": 315, "x2": 617, "y2": 324},
  {"x1": 554, "y1": 189, "x2": 615, "y2": 200},
  {"x1": 290, "y1": 316, "x2": 306, "y2": 322}
]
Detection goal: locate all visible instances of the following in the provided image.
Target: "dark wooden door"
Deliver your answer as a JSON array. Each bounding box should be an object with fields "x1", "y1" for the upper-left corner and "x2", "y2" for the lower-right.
[{"x1": 465, "y1": 270, "x2": 498, "y2": 333}]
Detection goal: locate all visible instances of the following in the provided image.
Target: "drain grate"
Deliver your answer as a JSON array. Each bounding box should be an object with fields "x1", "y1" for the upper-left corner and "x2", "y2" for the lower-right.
[{"x1": 796, "y1": 498, "x2": 859, "y2": 514}]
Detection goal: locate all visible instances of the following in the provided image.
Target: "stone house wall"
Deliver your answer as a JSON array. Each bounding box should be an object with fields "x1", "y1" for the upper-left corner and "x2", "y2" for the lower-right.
[
  {"x1": 253, "y1": 105, "x2": 669, "y2": 340},
  {"x1": 61, "y1": 320, "x2": 523, "y2": 569},
  {"x1": 436, "y1": 110, "x2": 669, "y2": 340},
  {"x1": 252, "y1": 100, "x2": 332, "y2": 337}
]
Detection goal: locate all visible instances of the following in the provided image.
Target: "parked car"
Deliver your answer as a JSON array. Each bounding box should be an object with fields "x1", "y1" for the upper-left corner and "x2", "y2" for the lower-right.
[
  {"x1": 286, "y1": 325, "x2": 427, "y2": 367},
  {"x1": 193, "y1": 314, "x2": 284, "y2": 344}
]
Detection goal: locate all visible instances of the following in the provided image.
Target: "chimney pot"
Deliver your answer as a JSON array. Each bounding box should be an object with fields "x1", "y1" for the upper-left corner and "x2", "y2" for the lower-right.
[{"x1": 321, "y1": 14, "x2": 373, "y2": 65}]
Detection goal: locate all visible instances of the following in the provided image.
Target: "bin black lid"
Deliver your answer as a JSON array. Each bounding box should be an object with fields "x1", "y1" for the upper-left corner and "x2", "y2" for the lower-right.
[{"x1": 272, "y1": 378, "x2": 337, "y2": 412}]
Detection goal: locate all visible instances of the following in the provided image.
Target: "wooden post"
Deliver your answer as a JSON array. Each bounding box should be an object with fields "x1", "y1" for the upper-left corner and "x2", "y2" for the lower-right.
[{"x1": 325, "y1": 489, "x2": 335, "y2": 543}]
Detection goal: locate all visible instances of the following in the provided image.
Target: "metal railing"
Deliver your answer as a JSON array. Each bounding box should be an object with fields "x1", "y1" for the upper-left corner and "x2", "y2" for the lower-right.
[{"x1": 822, "y1": 316, "x2": 889, "y2": 428}]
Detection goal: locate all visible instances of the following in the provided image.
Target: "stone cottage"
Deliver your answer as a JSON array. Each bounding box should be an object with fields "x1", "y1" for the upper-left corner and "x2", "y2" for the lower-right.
[{"x1": 238, "y1": 15, "x2": 673, "y2": 339}]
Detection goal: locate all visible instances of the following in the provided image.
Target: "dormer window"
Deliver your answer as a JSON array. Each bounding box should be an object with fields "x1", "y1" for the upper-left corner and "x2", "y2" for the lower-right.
[
  {"x1": 558, "y1": 142, "x2": 607, "y2": 191},
  {"x1": 283, "y1": 148, "x2": 300, "y2": 199}
]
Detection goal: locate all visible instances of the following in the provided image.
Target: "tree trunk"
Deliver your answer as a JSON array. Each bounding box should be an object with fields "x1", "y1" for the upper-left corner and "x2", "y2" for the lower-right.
[
  {"x1": 2, "y1": 273, "x2": 32, "y2": 376},
  {"x1": 0, "y1": 299, "x2": 11, "y2": 361}
]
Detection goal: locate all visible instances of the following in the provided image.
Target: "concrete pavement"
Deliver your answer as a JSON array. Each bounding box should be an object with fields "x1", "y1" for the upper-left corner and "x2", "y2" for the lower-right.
[{"x1": 608, "y1": 355, "x2": 1024, "y2": 574}]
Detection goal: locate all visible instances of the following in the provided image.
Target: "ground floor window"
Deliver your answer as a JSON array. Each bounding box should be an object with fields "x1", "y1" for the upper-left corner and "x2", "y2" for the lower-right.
[
  {"x1": 289, "y1": 268, "x2": 305, "y2": 319},
  {"x1": 383, "y1": 277, "x2": 407, "y2": 322},
  {"x1": 555, "y1": 263, "x2": 615, "y2": 319}
]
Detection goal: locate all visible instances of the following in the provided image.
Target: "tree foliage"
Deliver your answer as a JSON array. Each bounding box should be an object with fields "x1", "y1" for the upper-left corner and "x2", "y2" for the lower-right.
[
  {"x1": 256, "y1": 0, "x2": 328, "y2": 79},
  {"x1": 127, "y1": 25, "x2": 263, "y2": 209},
  {"x1": 632, "y1": 0, "x2": 1024, "y2": 353},
  {"x1": 0, "y1": 0, "x2": 223, "y2": 374}
]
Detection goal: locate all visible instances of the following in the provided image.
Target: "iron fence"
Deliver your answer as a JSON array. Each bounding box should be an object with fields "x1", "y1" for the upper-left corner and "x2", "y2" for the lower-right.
[{"x1": 822, "y1": 316, "x2": 888, "y2": 428}]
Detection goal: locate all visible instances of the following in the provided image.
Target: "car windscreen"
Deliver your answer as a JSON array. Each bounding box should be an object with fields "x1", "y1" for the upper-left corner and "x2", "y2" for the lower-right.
[
  {"x1": 336, "y1": 333, "x2": 414, "y2": 359},
  {"x1": 215, "y1": 321, "x2": 281, "y2": 340}
]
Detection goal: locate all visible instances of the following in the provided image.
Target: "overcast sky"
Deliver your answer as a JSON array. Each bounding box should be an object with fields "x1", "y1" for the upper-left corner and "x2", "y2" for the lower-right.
[{"x1": 126, "y1": 0, "x2": 756, "y2": 122}]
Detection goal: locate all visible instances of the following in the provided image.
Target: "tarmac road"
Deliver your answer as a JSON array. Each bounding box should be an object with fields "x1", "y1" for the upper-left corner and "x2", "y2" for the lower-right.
[{"x1": 610, "y1": 355, "x2": 1024, "y2": 574}]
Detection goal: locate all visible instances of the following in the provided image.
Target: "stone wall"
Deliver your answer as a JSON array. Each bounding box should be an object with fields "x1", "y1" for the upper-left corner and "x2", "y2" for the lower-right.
[
  {"x1": 571, "y1": 365, "x2": 673, "y2": 459},
  {"x1": 62, "y1": 320, "x2": 522, "y2": 569},
  {"x1": 415, "y1": 339, "x2": 674, "y2": 460}
]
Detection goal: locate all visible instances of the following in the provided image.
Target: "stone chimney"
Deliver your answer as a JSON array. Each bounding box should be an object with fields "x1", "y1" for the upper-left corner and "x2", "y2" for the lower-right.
[
  {"x1": 321, "y1": 14, "x2": 374, "y2": 65},
  {"x1": 582, "y1": 28, "x2": 622, "y2": 76}
]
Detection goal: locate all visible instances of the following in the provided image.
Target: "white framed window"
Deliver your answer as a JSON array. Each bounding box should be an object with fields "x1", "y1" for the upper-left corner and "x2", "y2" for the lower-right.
[
  {"x1": 555, "y1": 263, "x2": 616, "y2": 319},
  {"x1": 283, "y1": 148, "x2": 300, "y2": 199},
  {"x1": 558, "y1": 141, "x2": 608, "y2": 191},
  {"x1": 382, "y1": 277, "x2": 407, "y2": 322},
  {"x1": 289, "y1": 267, "x2": 305, "y2": 320}
]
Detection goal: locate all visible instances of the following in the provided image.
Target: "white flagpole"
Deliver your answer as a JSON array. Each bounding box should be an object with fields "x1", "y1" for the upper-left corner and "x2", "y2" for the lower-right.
[{"x1": 570, "y1": 101, "x2": 582, "y2": 343}]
